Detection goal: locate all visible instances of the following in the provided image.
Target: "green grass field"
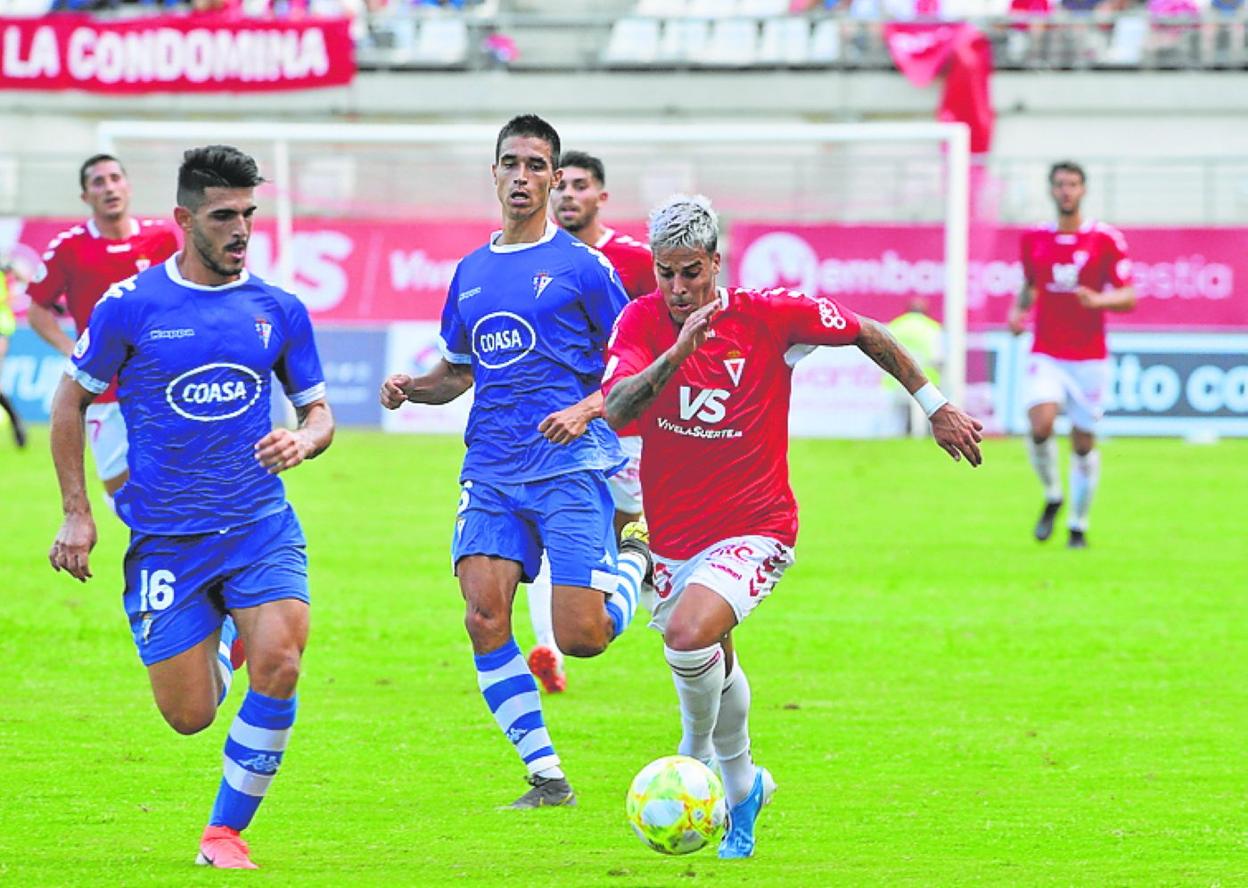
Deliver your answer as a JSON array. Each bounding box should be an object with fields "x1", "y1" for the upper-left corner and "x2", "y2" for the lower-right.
[{"x1": 1, "y1": 428, "x2": 1246, "y2": 886}]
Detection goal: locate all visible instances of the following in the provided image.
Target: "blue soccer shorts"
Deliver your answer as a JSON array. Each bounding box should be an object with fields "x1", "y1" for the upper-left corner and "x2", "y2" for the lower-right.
[
  {"x1": 452, "y1": 470, "x2": 620, "y2": 592},
  {"x1": 122, "y1": 505, "x2": 310, "y2": 666}
]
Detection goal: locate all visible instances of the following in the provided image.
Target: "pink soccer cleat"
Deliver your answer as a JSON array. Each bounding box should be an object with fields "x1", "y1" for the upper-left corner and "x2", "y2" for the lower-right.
[
  {"x1": 195, "y1": 825, "x2": 258, "y2": 869},
  {"x1": 527, "y1": 645, "x2": 567, "y2": 694}
]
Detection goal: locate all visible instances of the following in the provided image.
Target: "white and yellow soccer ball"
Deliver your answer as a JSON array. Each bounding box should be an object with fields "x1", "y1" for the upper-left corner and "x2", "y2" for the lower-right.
[{"x1": 625, "y1": 755, "x2": 727, "y2": 855}]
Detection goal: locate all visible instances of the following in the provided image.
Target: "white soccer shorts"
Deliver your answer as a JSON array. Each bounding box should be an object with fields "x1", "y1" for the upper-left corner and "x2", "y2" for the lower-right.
[
  {"x1": 1023, "y1": 354, "x2": 1110, "y2": 434},
  {"x1": 648, "y1": 535, "x2": 795, "y2": 634},
  {"x1": 85, "y1": 401, "x2": 128, "y2": 481},
  {"x1": 608, "y1": 435, "x2": 643, "y2": 514}
]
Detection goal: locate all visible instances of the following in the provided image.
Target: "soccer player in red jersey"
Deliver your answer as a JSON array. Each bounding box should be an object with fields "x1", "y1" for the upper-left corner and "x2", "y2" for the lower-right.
[
  {"x1": 526, "y1": 150, "x2": 660, "y2": 693},
  {"x1": 554, "y1": 150, "x2": 657, "y2": 302},
  {"x1": 602, "y1": 195, "x2": 983, "y2": 859},
  {"x1": 27, "y1": 154, "x2": 179, "y2": 502},
  {"x1": 1009, "y1": 161, "x2": 1136, "y2": 548}
]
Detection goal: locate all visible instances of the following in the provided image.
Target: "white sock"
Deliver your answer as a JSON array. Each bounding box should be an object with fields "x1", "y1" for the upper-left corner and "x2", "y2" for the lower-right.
[
  {"x1": 1069, "y1": 449, "x2": 1101, "y2": 532},
  {"x1": 1026, "y1": 436, "x2": 1062, "y2": 502},
  {"x1": 605, "y1": 549, "x2": 646, "y2": 639},
  {"x1": 526, "y1": 556, "x2": 560, "y2": 663},
  {"x1": 664, "y1": 643, "x2": 724, "y2": 763},
  {"x1": 713, "y1": 662, "x2": 756, "y2": 807}
]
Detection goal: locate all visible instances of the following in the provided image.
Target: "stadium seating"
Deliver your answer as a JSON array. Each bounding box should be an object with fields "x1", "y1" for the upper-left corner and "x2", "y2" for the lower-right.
[{"x1": 604, "y1": 16, "x2": 664, "y2": 63}]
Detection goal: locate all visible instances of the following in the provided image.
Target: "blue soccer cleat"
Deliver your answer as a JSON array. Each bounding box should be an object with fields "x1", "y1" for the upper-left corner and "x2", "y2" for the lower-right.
[{"x1": 718, "y1": 766, "x2": 777, "y2": 859}]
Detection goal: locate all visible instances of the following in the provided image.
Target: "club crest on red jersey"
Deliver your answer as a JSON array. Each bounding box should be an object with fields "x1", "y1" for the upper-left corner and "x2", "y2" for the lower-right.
[
  {"x1": 255, "y1": 317, "x2": 272, "y2": 349},
  {"x1": 723, "y1": 353, "x2": 745, "y2": 386},
  {"x1": 135, "y1": 257, "x2": 151, "y2": 273}
]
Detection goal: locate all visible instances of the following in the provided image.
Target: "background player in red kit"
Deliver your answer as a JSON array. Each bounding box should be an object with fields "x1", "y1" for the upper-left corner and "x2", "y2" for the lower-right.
[
  {"x1": 527, "y1": 150, "x2": 659, "y2": 693},
  {"x1": 1009, "y1": 161, "x2": 1136, "y2": 548},
  {"x1": 27, "y1": 153, "x2": 179, "y2": 503},
  {"x1": 602, "y1": 195, "x2": 982, "y2": 859}
]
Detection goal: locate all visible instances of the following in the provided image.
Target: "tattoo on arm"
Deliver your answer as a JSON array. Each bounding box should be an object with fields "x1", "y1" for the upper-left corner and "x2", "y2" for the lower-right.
[
  {"x1": 856, "y1": 318, "x2": 926, "y2": 393},
  {"x1": 606, "y1": 352, "x2": 682, "y2": 427},
  {"x1": 1016, "y1": 283, "x2": 1034, "y2": 310}
]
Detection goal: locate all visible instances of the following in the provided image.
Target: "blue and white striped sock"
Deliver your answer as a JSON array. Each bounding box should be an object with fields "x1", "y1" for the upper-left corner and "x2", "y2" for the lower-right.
[
  {"x1": 605, "y1": 549, "x2": 646, "y2": 639},
  {"x1": 208, "y1": 690, "x2": 296, "y2": 831},
  {"x1": 476, "y1": 638, "x2": 562, "y2": 779},
  {"x1": 215, "y1": 616, "x2": 237, "y2": 706}
]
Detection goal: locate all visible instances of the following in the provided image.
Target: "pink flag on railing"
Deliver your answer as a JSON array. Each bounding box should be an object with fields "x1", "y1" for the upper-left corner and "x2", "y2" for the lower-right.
[{"x1": 884, "y1": 22, "x2": 995, "y2": 154}]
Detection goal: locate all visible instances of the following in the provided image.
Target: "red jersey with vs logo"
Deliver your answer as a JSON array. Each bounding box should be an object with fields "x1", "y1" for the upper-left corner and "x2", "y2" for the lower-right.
[
  {"x1": 27, "y1": 217, "x2": 179, "y2": 403},
  {"x1": 1020, "y1": 220, "x2": 1132, "y2": 360},
  {"x1": 603, "y1": 286, "x2": 861, "y2": 559}
]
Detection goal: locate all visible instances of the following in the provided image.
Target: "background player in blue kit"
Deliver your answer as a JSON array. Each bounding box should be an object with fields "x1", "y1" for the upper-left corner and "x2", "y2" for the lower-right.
[
  {"x1": 380, "y1": 114, "x2": 649, "y2": 809},
  {"x1": 47, "y1": 145, "x2": 334, "y2": 870}
]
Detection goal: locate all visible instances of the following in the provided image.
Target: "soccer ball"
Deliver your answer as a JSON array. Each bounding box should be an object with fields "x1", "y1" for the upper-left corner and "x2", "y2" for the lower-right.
[{"x1": 625, "y1": 755, "x2": 727, "y2": 855}]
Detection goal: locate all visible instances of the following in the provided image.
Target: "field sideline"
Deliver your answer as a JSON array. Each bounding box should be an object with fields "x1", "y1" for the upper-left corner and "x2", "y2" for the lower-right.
[{"x1": 1, "y1": 428, "x2": 1246, "y2": 886}]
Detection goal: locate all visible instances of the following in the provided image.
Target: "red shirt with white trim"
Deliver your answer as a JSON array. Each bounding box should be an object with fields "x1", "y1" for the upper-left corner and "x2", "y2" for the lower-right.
[
  {"x1": 594, "y1": 228, "x2": 657, "y2": 439},
  {"x1": 595, "y1": 228, "x2": 657, "y2": 301},
  {"x1": 28, "y1": 218, "x2": 179, "y2": 402},
  {"x1": 602, "y1": 286, "x2": 861, "y2": 559},
  {"x1": 1020, "y1": 220, "x2": 1132, "y2": 361}
]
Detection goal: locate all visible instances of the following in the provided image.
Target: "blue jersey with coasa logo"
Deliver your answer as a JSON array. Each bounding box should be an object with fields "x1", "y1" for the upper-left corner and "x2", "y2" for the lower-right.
[
  {"x1": 439, "y1": 222, "x2": 628, "y2": 483},
  {"x1": 68, "y1": 255, "x2": 326, "y2": 535}
]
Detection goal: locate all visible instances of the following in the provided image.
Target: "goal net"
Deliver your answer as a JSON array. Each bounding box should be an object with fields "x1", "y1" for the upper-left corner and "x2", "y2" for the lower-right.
[{"x1": 98, "y1": 120, "x2": 971, "y2": 437}]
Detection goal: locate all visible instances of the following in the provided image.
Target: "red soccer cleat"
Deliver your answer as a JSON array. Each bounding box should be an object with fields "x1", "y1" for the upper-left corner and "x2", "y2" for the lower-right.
[
  {"x1": 195, "y1": 825, "x2": 258, "y2": 869},
  {"x1": 527, "y1": 645, "x2": 567, "y2": 694},
  {"x1": 229, "y1": 635, "x2": 246, "y2": 671}
]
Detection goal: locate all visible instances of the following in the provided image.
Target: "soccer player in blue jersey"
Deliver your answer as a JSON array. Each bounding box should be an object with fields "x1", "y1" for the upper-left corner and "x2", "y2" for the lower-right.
[
  {"x1": 47, "y1": 145, "x2": 334, "y2": 870},
  {"x1": 380, "y1": 114, "x2": 649, "y2": 809}
]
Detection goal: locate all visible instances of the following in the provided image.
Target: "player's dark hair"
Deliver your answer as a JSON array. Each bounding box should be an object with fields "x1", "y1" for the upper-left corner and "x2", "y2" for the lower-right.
[
  {"x1": 560, "y1": 150, "x2": 605, "y2": 186},
  {"x1": 79, "y1": 153, "x2": 125, "y2": 191},
  {"x1": 495, "y1": 114, "x2": 561, "y2": 169},
  {"x1": 177, "y1": 145, "x2": 265, "y2": 210},
  {"x1": 1049, "y1": 160, "x2": 1086, "y2": 185}
]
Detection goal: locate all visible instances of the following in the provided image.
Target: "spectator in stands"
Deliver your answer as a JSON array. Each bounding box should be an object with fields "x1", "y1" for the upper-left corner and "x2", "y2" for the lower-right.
[{"x1": 1204, "y1": 0, "x2": 1245, "y2": 64}]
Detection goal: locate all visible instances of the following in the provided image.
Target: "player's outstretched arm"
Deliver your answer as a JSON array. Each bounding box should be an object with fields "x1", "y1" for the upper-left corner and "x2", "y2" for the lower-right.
[
  {"x1": 379, "y1": 360, "x2": 473, "y2": 410},
  {"x1": 48, "y1": 376, "x2": 98, "y2": 582},
  {"x1": 855, "y1": 317, "x2": 984, "y2": 467},
  {"x1": 255, "y1": 399, "x2": 335, "y2": 475},
  {"x1": 27, "y1": 302, "x2": 76, "y2": 357},
  {"x1": 1076, "y1": 284, "x2": 1136, "y2": 312},
  {"x1": 604, "y1": 300, "x2": 717, "y2": 429},
  {"x1": 539, "y1": 391, "x2": 603, "y2": 445},
  {"x1": 1007, "y1": 283, "x2": 1034, "y2": 335}
]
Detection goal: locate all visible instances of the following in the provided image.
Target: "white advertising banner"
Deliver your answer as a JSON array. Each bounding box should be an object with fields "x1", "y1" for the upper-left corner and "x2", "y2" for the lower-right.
[{"x1": 381, "y1": 321, "x2": 474, "y2": 436}]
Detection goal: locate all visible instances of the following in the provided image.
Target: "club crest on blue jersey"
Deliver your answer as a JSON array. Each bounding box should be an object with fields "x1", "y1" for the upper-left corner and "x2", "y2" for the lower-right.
[
  {"x1": 255, "y1": 317, "x2": 273, "y2": 349},
  {"x1": 166, "y1": 362, "x2": 265, "y2": 422},
  {"x1": 532, "y1": 272, "x2": 553, "y2": 299}
]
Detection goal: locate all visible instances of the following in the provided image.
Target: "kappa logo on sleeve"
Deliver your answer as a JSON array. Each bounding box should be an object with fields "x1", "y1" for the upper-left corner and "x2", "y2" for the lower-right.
[{"x1": 72, "y1": 328, "x2": 90, "y2": 359}]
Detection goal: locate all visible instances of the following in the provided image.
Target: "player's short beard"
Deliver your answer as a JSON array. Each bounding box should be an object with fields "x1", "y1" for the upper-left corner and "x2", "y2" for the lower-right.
[
  {"x1": 558, "y1": 203, "x2": 593, "y2": 234},
  {"x1": 192, "y1": 227, "x2": 243, "y2": 279}
]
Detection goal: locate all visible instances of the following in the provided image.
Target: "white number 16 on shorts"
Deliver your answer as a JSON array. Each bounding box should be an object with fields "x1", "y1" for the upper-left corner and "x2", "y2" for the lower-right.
[{"x1": 649, "y1": 535, "x2": 796, "y2": 633}]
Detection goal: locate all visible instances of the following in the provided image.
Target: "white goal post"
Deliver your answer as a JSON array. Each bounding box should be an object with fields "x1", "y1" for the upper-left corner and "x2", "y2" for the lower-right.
[{"x1": 98, "y1": 119, "x2": 970, "y2": 408}]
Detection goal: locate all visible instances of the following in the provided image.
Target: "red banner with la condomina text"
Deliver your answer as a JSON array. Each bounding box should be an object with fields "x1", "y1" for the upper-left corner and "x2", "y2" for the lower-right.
[
  {"x1": 0, "y1": 14, "x2": 353, "y2": 93},
  {"x1": 4, "y1": 217, "x2": 1246, "y2": 329}
]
